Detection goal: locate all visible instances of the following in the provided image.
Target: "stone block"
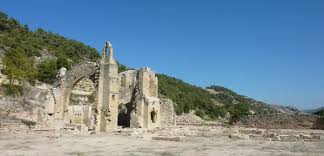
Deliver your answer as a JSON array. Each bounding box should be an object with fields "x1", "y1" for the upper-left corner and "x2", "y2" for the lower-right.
[
  {"x1": 152, "y1": 136, "x2": 183, "y2": 142},
  {"x1": 300, "y1": 135, "x2": 320, "y2": 141},
  {"x1": 279, "y1": 135, "x2": 300, "y2": 142},
  {"x1": 228, "y1": 133, "x2": 249, "y2": 140},
  {"x1": 249, "y1": 134, "x2": 266, "y2": 141}
]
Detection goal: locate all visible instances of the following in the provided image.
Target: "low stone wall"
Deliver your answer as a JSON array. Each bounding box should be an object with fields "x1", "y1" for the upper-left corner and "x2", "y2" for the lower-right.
[
  {"x1": 0, "y1": 97, "x2": 24, "y2": 114},
  {"x1": 0, "y1": 124, "x2": 33, "y2": 135},
  {"x1": 152, "y1": 125, "x2": 324, "y2": 142},
  {"x1": 236, "y1": 114, "x2": 324, "y2": 130},
  {"x1": 160, "y1": 98, "x2": 176, "y2": 127},
  {"x1": 0, "y1": 119, "x2": 33, "y2": 135}
]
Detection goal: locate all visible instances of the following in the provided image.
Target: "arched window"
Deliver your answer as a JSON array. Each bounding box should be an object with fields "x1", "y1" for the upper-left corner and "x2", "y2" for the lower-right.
[{"x1": 151, "y1": 109, "x2": 157, "y2": 123}]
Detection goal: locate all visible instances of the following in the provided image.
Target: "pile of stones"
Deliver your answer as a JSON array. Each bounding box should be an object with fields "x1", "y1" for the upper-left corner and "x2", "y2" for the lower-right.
[
  {"x1": 236, "y1": 114, "x2": 324, "y2": 130},
  {"x1": 176, "y1": 113, "x2": 204, "y2": 125}
]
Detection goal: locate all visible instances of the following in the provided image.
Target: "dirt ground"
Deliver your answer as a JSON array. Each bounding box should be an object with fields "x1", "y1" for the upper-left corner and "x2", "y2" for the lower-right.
[{"x1": 0, "y1": 133, "x2": 324, "y2": 156}]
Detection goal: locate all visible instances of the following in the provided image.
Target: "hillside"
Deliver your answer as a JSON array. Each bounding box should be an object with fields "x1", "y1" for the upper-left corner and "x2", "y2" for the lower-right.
[
  {"x1": 158, "y1": 75, "x2": 286, "y2": 121},
  {"x1": 0, "y1": 11, "x2": 100, "y2": 90},
  {"x1": 0, "y1": 11, "x2": 99, "y2": 61},
  {"x1": 305, "y1": 107, "x2": 324, "y2": 114},
  {"x1": 0, "y1": 11, "x2": 297, "y2": 121},
  {"x1": 314, "y1": 109, "x2": 324, "y2": 117},
  {"x1": 303, "y1": 107, "x2": 324, "y2": 117}
]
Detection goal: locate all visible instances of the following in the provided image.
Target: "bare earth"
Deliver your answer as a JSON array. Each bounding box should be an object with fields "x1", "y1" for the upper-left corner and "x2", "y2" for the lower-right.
[{"x1": 0, "y1": 133, "x2": 324, "y2": 156}]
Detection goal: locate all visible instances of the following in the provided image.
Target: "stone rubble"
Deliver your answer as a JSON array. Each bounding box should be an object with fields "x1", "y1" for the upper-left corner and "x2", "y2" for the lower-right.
[{"x1": 237, "y1": 114, "x2": 324, "y2": 130}]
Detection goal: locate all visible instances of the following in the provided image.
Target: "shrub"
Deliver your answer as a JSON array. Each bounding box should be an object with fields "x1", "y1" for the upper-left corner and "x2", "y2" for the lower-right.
[
  {"x1": 20, "y1": 119, "x2": 36, "y2": 129},
  {"x1": 36, "y1": 59, "x2": 58, "y2": 84},
  {"x1": 195, "y1": 110, "x2": 206, "y2": 118},
  {"x1": 228, "y1": 103, "x2": 251, "y2": 123},
  {"x1": 56, "y1": 56, "x2": 71, "y2": 69},
  {"x1": 2, "y1": 48, "x2": 37, "y2": 84},
  {"x1": 3, "y1": 84, "x2": 23, "y2": 96}
]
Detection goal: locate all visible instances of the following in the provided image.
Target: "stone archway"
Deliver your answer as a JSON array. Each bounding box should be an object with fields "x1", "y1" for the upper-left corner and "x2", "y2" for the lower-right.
[
  {"x1": 69, "y1": 77, "x2": 96, "y2": 106},
  {"x1": 118, "y1": 103, "x2": 128, "y2": 127},
  {"x1": 67, "y1": 77, "x2": 96, "y2": 126},
  {"x1": 117, "y1": 101, "x2": 136, "y2": 128},
  {"x1": 53, "y1": 62, "x2": 99, "y2": 122},
  {"x1": 151, "y1": 108, "x2": 157, "y2": 123}
]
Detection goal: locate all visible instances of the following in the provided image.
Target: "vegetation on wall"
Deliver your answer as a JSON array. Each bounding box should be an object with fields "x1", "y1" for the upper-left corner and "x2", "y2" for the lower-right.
[{"x1": 118, "y1": 62, "x2": 128, "y2": 73}]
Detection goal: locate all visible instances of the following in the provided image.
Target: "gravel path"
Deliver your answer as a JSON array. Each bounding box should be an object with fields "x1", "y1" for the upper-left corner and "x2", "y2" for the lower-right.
[{"x1": 0, "y1": 133, "x2": 323, "y2": 156}]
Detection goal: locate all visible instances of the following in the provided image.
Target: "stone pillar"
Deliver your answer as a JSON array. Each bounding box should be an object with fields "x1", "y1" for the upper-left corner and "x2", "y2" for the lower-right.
[{"x1": 96, "y1": 41, "x2": 119, "y2": 132}]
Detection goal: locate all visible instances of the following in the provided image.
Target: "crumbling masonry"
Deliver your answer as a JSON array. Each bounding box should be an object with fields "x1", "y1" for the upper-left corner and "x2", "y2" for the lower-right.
[{"x1": 44, "y1": 41, "x2": 176, "y2": 132}]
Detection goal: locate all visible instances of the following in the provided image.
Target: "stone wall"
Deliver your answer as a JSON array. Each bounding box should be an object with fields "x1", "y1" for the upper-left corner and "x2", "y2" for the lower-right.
[
  {"x1": 160, "y1": 98, "x2": 176, "y2": 127},
  {"x1": 0, "y1": 97, "x2": 24, "y2": 115},
  {"x1": 118, "y1": 68, "x2": 159, "y2": 104},
  {"x1": 236, "y1": 114, "x2": 324, "y2": 130},
  {"x1": 138, "y1": 68, "x2": 158, "y2": 98},
  {"x1": 118, "y1": 70, "x2": 137, "y2": 105},
  {"x1": 152, "y1": 125, "x2": 324, "y2": 142},
  {"x1": 118, "y1": 68, "x2": 178, "y2": 129},
  {"x1": 0, "y1": 84, "x2": 50, "y2": 124}
]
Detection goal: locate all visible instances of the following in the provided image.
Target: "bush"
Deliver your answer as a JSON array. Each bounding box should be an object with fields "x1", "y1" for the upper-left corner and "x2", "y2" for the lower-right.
[
  {"x1": 3, "y1": 84, "x2": 23, "y2": 96},
  {"x1": 118, "y1": 62, "x2": 128, "y2": 73},
  {"x1": 195, "y1": 110, "x2": 206, "y2": 118},
  {"x1": 228, "y1": 103, "x2": 251, "y2": 123},
  {"x1": 56, "y1": 56, "x2": 71, "y2": 69},
  {"x1": 20, "y1": 119, "x2": 37, "y2": 129},
  {"x1": 36, "y1": 59, "x2": 58, "y2": 84},
  {"x1": 2, "y1": 48, "x2": 37, "y2": 84}
]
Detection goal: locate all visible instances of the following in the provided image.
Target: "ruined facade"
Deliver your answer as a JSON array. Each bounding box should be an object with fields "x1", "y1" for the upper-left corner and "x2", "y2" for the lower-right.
[
  {"x1": 44, "y1": 41, "x2": 176, "y2": 132},
  {"x1": 118, "y1": 68, "x2": 161, "y2": 129}
]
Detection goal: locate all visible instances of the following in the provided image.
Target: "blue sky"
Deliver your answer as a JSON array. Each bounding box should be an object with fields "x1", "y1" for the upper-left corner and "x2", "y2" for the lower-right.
[{"x1": 1, "y1": 0, "x2": 323, "y2": 109}]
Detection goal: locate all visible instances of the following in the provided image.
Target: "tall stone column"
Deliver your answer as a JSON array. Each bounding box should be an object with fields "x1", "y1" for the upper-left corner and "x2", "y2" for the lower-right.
[{"x1": 96, "y1": 41, "x2": 119, "y2": 132}]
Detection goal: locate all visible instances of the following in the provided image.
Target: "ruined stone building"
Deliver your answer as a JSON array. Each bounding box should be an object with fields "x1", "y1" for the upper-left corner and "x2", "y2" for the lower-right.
[{"x1": 44, "y1": 41, "x2": 175, "y2": 132}]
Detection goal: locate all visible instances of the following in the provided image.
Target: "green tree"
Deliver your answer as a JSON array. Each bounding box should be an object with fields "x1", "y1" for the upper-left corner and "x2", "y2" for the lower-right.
[
  {"x1": 227, "y1": 103, "x2": 251, "y2": 123},
  {"x1": 2, "y1": 48, "x2": 36, "y2": 96},
  {"x1": 3, "y1": 47, "x2": 36, "y2": 84},
  {"x1": 37, "y1": 59, "x2": 58, "y2": 84},
  {"x1": 56, "y1": 56, "x2": 70, "y2": 69},
  {"x1": 0, "y1": 11, "x2": 9, "y2": 31}
]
